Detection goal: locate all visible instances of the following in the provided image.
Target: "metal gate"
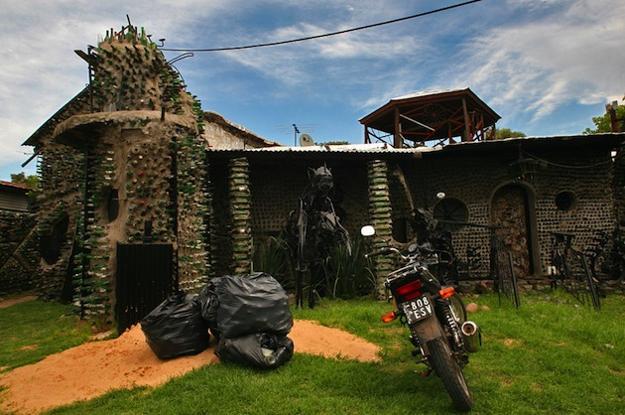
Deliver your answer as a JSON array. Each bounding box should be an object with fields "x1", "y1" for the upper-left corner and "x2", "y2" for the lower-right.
[{"x1": 116, "y1": 243, "x2": 175, "y2": 332}]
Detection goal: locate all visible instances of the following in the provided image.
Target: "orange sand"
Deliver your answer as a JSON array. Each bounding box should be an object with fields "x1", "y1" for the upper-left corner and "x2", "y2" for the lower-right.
[
  {"x1": 291, "y1": 320, "x2": 381, "y2": 363},
  {"x1": 0, "y1": 320, "x2": 380, "y2": 414},
  {"x1": 0, "y1": 295, "x2": 37, "y2": 309}
]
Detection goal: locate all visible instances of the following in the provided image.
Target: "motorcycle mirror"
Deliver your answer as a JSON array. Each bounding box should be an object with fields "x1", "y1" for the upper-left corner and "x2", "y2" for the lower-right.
[
  {"x1": 360, "y1": 225, "x2": 375, "y2": 237},
  {"x1": 436, "y1": 192, "x2": 446, "y2": 200}
]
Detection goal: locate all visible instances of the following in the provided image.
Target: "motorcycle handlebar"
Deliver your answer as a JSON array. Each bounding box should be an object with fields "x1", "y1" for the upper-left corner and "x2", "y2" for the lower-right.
[{"x1": 365, "y1": 247, "x2": 403, "y2": 259}]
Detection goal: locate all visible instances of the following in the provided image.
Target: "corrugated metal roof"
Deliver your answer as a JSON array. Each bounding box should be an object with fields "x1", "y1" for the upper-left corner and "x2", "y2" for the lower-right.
[
  {"x1": 391, "y1": 87, "x2": 470, "y2": 101},
  {"x1": 438, "y1": 133, "x2": 625, "y2": 148},
  {"x1": 206, "y1": 142, "x2": 434, "y2": 154},
  {"x1": 206, "y1": 133, "x2": 625, "y2": 156},
  {"x1": 0, "y1": 181, "x2": 30, "y2": 192},
  {"x1": 359, "y1": 87, "x2": 501, "y2": 125}
]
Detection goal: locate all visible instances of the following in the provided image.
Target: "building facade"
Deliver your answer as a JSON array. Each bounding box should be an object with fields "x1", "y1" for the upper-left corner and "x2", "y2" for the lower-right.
[{"x1": 13, "y1": 24, "x2": 625, "y2": 328}]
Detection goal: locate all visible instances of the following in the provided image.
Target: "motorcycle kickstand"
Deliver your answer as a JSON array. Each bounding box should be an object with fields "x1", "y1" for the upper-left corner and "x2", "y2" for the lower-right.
[{"x1": 411, "y1": 351, "x2": 432, "y2": 377}]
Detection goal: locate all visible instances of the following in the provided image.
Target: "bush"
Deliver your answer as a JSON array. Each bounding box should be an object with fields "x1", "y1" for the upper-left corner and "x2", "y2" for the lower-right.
[
  {"x1": 321, "y1": 237, "x2": 376, "y2": 299},
  {"x1": 253, "y1": 235, "x2": 376, "y2": 299}
]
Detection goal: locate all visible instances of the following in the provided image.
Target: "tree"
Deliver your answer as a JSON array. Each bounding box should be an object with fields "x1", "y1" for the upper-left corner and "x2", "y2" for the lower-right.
[
  {"x1": 583, "y1": 103, "x2": 625, "y2": 134},
  {"x1": 10, "y1": 172, "x2": 39, "y2": 189},
  {"x1": 495, "y1": 128, "x2": 526, "y2": 140},
  {"x1": 10, "y1": 172, "x2": 40, "y2": 206}
]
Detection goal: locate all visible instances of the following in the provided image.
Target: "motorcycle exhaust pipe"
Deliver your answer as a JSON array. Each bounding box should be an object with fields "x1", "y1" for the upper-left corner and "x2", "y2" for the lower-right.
[{"x1": 461, "y1": 321, "x2": 481, "y2": 353}]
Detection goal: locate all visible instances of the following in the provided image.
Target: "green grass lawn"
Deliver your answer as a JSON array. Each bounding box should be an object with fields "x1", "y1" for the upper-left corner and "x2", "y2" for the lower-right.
[
  {"x1": 0, "y1": 300, "x2": 91, "y2": 372},
  {"x1": 1, "y1": 293, "x2": 624, "y2": 414}
]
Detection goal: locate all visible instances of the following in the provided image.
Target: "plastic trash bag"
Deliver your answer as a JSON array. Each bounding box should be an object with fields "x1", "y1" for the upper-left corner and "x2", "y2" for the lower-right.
[
  {"x1": 141, "y1": 291, "x2": 210, "y2": 359},
  {"x1": 198, "y1": 283, "x2": 219, "y2": 333},
  {"x1": 201, "y1": 272, "x2": 293, "y2": 339},
  {"x1": 216, "y1": 333, "x2": 294, "y2": 369}
]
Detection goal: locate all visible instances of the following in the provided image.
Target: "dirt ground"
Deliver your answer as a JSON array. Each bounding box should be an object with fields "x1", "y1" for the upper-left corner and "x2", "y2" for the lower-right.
[
  {"x1": 0, "y1": 320, "x2": 380, "y2": 414},
  {"x1": 0, "y1": 295, "x2": 37, "y2": 309}
]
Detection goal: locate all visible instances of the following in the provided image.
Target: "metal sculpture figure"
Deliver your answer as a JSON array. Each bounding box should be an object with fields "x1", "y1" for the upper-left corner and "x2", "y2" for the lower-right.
[
  {"x1": 389, "y1": 165, "x2": 458, "y2": 285},
  {"x1": 287, "y1": 165, "x2": 351, "y2": 308},
  {"x1": 412, "y1": 207, "x2": 459, "y2": 285}
]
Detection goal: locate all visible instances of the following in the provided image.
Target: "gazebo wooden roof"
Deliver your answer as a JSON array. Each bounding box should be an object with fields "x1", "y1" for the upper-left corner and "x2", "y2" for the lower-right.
[{"x1": 359, "y1": 88, "x2": 501, "y2": 148}]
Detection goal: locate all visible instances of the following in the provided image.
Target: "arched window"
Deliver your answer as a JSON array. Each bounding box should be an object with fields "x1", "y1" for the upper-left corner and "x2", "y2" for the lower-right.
[
  {"x1": 40, "y1": 213, "x2": 69, "y2": 264},
  {"x1": 433, "y1": 198, "x2": 468, "y2": 231},
  {"x1": 555, "y1": 191, "x2": 576, "y2": 211}
]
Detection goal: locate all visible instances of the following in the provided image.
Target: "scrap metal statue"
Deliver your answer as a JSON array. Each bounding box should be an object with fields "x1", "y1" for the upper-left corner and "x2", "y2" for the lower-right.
[
  {"x1": 287, "y1": 165, "x2": 351, "y2": 308},
  {"x1": 413, "y1": 207, "x2": 459, "y2": 285},
  {"x1": 390, "y1": 166, "x2": 458, "y2": 285}
]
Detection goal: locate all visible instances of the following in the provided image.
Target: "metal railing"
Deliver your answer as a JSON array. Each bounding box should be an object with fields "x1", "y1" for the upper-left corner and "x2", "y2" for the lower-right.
[{"x1": 549, "y1": 231, "x2": 601, "y2": 310}]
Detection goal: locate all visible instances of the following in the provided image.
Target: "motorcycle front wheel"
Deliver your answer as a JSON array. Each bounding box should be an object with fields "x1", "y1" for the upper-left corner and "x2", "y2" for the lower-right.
[{"x1": 427, "y1": 337, "x2": 473, "y2": 412}]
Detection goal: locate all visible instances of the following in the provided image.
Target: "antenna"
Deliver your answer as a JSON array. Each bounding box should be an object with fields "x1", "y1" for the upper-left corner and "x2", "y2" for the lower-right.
[{"x1": 292, "y1": 124, "x2": 300, "y2": 146}]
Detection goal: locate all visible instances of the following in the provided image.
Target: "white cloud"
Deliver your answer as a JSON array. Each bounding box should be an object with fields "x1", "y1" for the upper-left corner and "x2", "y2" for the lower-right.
[
  {"x1": 2, "y1": 0, "x2": 623, "y2": 173},
  {"x1": 452, "y1": 0, "x2": 625, "y2": 121},
  {"x1": 0, "y1": 0, "x2": 235, "y2": 169},
  {"x1": 0, "y1": 0, "x2": 412, "y2": 170},
  {"x1": 221, "y1": 23, "x2": 421, "y2": 87},
  {"x1": 354, "y1": 0, "x2": 625, "y2": 129}
]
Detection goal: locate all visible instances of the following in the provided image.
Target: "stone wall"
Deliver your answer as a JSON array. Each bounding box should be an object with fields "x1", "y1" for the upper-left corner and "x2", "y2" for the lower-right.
[
  {"x1": 248, "y1": 157, "x2": 369, "y2": 239},
  {"x1": 202, "y1": 116, "x2": 270, "y2": 149},
  {"x1": 400, "y1": 145, "x2": 617, "y2": 282},
  {"x1": 218, "y1": 144, "x2": 618, "y2": 289},
  {"x1": 31, "y1": 26, "x2": 210, "y2": 324},
  {"x1": 37, "y1": 137, "x2": 85, "y2": 299},
  {"x1": 203, "y1": 122, "x2": 246, "y2": 149},
  {"x1": 0, "y1": 211, "x2": 38, "y2": 294}
]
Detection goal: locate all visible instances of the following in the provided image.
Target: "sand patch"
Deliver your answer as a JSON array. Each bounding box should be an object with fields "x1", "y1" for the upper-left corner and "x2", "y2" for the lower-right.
[
  {"x1": 0, "y1": 295, "x2": 37, "y2": 309},
  {"x1": 503, "y1": 338, "x2": 521, "y2": 348},
  {"x1": 17, "y1": 345, "x2": 37, "y2": 352},
  {"x1": 0, "y1": 319, "x2": 379, "y2": 414},
  {"x1": 290, "y1": 320, "x2": 381, "y2": 363},
  {"x1": 0, "y1": 325, "x2": 218, "y2": 414}
]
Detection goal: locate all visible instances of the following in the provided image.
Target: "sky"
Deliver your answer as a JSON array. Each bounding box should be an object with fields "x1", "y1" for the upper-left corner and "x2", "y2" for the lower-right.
[{"x1": 1, "y1": 0, "x2": 624, "y2": 180}]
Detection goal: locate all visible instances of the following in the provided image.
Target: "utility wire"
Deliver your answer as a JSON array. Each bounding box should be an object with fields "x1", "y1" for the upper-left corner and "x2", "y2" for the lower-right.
[
  {"x1": 522, "y1": 149, "x2": 619, "y2": 170},
  {"x1": 161, "y1": 0, "x2": 483, "y2": 52}
]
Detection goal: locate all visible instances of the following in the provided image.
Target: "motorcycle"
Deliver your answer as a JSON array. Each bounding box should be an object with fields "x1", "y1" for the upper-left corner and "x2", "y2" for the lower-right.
[{"x1": 361, "y1": 224, "x2": 480, "y2": 411}]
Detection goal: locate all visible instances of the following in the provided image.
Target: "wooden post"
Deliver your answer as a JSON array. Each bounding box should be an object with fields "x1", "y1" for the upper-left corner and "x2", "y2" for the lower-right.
[
  {"x1": 365, "y1": 126, "x2": 371, "y2": 144},
  {"x1": 607, "y1": 103, "x2": 620, "y2": 133},
  {"x1": 448, "y1": 122, "x2": 455, "y2": 144},
  {"x1": 479, "y1": 113, "x2": 485, "y2": 141},
  {"x1": 393, "y1": 107, "x2": 402, "y2": 148},
  {"x1": 462, "y1": 98, "x2": 472, "y2": 142}
]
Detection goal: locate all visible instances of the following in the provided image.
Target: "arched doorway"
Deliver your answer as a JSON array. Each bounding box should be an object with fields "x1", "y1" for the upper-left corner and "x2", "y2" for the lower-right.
[{"x1": 490, "y1": 183, "x2": 538, "y2": 277}]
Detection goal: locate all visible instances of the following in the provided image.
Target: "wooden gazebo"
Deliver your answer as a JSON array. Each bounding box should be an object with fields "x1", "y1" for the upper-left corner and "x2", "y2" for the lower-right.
[{"x1": 360, "y1": 88, "x2": 501, "y2": 148}]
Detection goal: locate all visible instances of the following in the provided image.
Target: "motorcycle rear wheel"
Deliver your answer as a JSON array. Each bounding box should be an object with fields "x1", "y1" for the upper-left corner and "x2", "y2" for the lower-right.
[{"x1": 427, "y1": 337, "x2": 473, "y2": 412}]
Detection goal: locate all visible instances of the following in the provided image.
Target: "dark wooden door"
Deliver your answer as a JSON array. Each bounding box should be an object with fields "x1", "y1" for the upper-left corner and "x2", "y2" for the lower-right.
[
  {"x1": 116, "y1": 243, "x2": 175, "y2": 332},
  {"x1": 491, "y1": 185, "x2": 533, "y2": 277}
]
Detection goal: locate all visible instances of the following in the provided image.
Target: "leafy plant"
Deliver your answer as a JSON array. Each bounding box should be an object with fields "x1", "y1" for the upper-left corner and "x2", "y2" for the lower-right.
[
  {"x1": 321, "y1": 237, "x2": 376, "y2": 299},
  {"x1": 252, "y1": 235, "x2": 295, "y2": 291},
  {"x1": 583, "y1": 103, "x2": 625, "y2": 134}
]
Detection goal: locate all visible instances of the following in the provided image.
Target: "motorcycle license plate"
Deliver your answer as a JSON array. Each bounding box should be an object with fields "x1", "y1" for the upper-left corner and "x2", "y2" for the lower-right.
[{"x1": 402, "y1": 295, "x2": 434, "y2": 324}]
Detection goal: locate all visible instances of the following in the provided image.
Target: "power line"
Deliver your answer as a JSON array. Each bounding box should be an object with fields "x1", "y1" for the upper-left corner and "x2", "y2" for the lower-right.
[{"x1": 161, "y1": 0, "x2": 483, "y2": 52}]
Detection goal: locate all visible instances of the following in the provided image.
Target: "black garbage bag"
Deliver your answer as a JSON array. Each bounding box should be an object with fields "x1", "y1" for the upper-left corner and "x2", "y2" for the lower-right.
[
  {"x1": 216, "y1": 333, "x2": 294, "y2": 369},
  {"x1": 198, "y1": 283, "x2": 219, "y2": 332},
  {"x1": 204, "y1": 272, "x2": 293, "y2": 339},
  {"x1": 141, "y1": 291, "x2": 210, "y2": 360}
]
